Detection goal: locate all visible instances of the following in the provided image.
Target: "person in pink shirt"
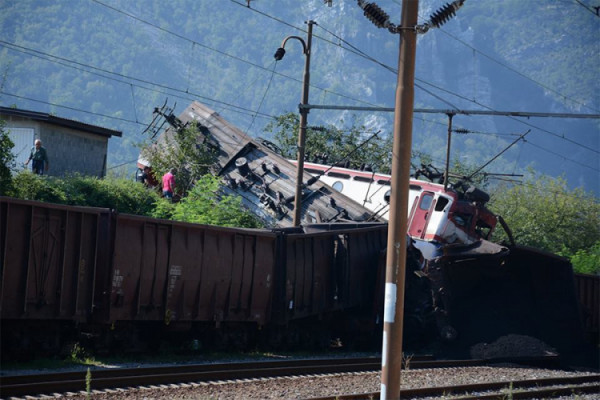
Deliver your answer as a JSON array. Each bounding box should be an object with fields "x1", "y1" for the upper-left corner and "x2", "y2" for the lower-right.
[{"x1": 162, "y1": 168, "x2": 176, "y2": 201}]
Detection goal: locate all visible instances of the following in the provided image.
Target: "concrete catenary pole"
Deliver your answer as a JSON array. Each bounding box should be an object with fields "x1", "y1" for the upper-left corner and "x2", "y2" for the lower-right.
[{"x1": 380, "y1": 0, "x2": 419, "y2": 399}]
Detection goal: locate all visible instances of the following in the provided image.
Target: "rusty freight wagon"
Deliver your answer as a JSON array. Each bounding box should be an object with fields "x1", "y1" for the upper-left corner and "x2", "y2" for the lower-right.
[
  {"x1": 0, "y1": 198, "x2": 113, "y2": 358},
  {"x1": 0, "y1": 196, "x2": 389, "y2": 358}
]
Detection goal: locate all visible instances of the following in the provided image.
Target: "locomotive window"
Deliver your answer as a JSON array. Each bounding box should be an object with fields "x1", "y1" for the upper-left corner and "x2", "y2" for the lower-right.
[
  {"x1": 354, "y1": 176, "x2": 373, "y2": 182},
  {"x1": 328, "y1": 172, "x2": 351, "y2": 179},
  {"x1": 435, "y1": 197, "x2": 449, "y2": 212},
  {"x1": 377, "y1": 179, "x2": 391, "y2": 186},
  {"x1": 419, "y1": 194, "x2": 433, "y2": 210},
  {"x1": 332, "y1": 181, "x2": 344, "y2": 191},
  {"x1": 305, "y1": 168, "x2": 322, "y2": 174}
]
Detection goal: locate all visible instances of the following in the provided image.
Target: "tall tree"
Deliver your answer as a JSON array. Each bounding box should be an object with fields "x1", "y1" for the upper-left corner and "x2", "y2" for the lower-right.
[{"x1": 263, "y1": 112, "x2": 393, "y2": 173}]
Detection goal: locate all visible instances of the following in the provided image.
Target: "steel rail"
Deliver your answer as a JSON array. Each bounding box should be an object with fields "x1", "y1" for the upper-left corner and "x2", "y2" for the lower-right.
[
  {"x1": 306, "y1": 374, "x2": 600, "y2": 400},
  {"x1": 0, "y1": 355, "x2": 562, "y2": 398},
  {"x1": 1, "y1": 357, "x2": 380, "y2": 397}
]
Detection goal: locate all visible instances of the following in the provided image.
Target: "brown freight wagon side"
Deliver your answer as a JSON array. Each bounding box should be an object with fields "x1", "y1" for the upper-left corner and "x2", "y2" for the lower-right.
[
  {"x1": 573, "y1": 272, "x2": 600, "y2": 345},
  {"x1": 0, "y1": 197, "x2": 112, "y2": 321},
  {"x1": 274, "y1": 223, "x2": 387, "y2": 322},
  {"x1": 267, "y1": 223, "x2": 387, "y2": 348},
  {"x1": 0, "y1": 197, "x2": 113, "y2": 358},
  {"x1": 107, "y1": 213, "x2": 278, "y2": 327}
]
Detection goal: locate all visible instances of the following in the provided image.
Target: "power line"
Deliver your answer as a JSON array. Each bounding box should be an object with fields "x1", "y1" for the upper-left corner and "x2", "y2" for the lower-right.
[
  {"x1": 6, "y1": 1, "x2": 598, "y2": 180},
  {"x1": 245, "y1": 61, "x2": 278, "y2": 134},
  {"x1": 453, "y1": 128, "x2": 521, "y2": 138},
  {"x1": 308, "y1": 23, "x2": 598, "y2": 155},
  {"x1": 89, "y1": 0, "x2": 378, "y2": 109},
  {"x1": 0, "y1": 91, "x2": 145, "y2": 126},
  {"x1": 412, "y1": 79, "x2": 600, "y2": 155},
  {"x1": 236, "y1": 2, "x2": 598, "y2": 118},
  {"x1": 436, "y1": 27, "x2": 599, "y2": 114},
  {"x1": 92, "y1": 0, "x2": 598, "y2": 159},
  {"x1": 467, "y1": 130, "x2": 531, "y2": 180},
  {"x1": 0, "y1": 41, "x2": 275, "y2": 120},
  {"x1": 573, "y1": 0, "x2": 600, "y2": 16},
  {"x1": 315, "y1": 23, "x2": 460, "y2": 109},
  {"x1": 524, "y1": 139, "x2": 599, "y2": 172},
  {"x1": 230, "y1": 0, "x2": 460, "y2": 109}
]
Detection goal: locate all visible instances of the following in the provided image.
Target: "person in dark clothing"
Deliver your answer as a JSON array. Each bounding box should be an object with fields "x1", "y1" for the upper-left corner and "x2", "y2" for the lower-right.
[
  {"x1": 25, "y1": 139, "x2": 49, "y2": 175},
  {"x1": 141, "y1": 166, "x2": 150, "y2": 186}
]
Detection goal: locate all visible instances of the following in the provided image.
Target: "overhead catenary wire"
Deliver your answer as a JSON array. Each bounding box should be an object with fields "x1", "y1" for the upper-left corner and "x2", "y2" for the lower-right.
[
  {"x1": 20, "y1": 1, "x2": 595, "y2": 160},
  {"x1": 412, "y1": 77, "x2": 600, "y2": 154},
  {"x1": 14, "y1": 0, "x2": 597, "y2": 131},
  {"x1": 436, "y1": 27, "x2": 600, "y2": 114},
  {"x1": 524, "y1": 139, "x2": 599, "y2": 172},
  {"x1": 573, "y1": 0, "x2": 600, "y2": 17},
  {"x1": 89, "y1": 0, "x2": 380, "y2": 109},
  {"x1": 467, "y1": 129, "x2": 531, "y2": 180},
  {"x1": 245, "y1": 61, "x2": 278, "y2": 134},
  {"x1": 310, "y1": 23, "x2": 598, "y2": 156},
  {"x1": 3, "y1": 1, "x2": 597, "y2": 183},
  {"x1": 0, "y1": 41, "x2": 275, "y2": 120},
  {"x1": 315, "y1": 23, "x2": 460, "y2": 109},
  {"x1": 0, "y1": 90, "x2": 146, "y2": 127}
]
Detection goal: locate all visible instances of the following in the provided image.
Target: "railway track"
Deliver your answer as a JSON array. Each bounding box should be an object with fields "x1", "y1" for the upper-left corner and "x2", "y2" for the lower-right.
[
  {"x1": 309, "y1": 374, "x2": 600, "y2": 400},
  {"x1": 0, "y1": 355, "x2": 581, "y2": 399}
]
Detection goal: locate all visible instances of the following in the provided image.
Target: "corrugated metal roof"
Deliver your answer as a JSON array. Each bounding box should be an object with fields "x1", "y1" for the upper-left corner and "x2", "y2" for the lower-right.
[{"x1": 0, "y1": 107, "x2": 122, "y2": 138}]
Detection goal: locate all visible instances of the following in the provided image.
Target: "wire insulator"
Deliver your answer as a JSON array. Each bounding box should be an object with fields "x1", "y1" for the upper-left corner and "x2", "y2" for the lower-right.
[
  {"x1": 358, "y1": 0, "x2": 396, "y2": 31},
  {"x1": 429, "y1": 0, "x2": 465, "y2": 28},
  {"x1": 363, "y1": 3, "x2": 389, "y2": 28},
  {"x1": 454, "y1": 128, "x2": 469, "y2": 134}
]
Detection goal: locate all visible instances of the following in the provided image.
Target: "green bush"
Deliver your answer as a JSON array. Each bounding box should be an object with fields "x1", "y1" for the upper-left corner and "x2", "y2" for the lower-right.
[
  {"x1": 169, "y1": 175, "x2": 263, "y2": 228},
  {"x1": 5, "y1": 172, "x2": 262, "y2": 229},
  {"x1": 8, "y1": 172, "x2": 67, "y2": 203},
  {"x1": 6, "y1": 172, "x2": 160, "y2": 216},
  {"x1": 565, "y1": 241, "x2": 600, "y2": 275}
]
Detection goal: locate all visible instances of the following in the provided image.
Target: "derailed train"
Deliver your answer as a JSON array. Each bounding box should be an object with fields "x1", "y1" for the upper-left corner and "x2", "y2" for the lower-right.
[
  {"x1": 0, "y1": 196, "x2": 591, "y2": 363},
  {"x1": 1, "y1": 102, "x2": 594, "y2": 363}
]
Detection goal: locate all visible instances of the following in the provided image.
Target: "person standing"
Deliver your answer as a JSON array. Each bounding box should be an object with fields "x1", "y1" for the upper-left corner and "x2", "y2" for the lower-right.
[
  {"x1": 138, "y1": 166, "x2": 152, "y2": 186},
  {"x1": 162, "y1": 168, "x2": 176, "y2": 201},
  {"x1": 25, "y1": 139, "x2": 49, "y2": 175}
]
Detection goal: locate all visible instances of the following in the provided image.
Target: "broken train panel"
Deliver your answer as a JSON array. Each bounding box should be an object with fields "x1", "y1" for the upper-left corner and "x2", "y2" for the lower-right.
[
  {"x1": 170, "y1": 102, "x2": 384, "y2": 227},
  {"x1": 421, "y1": 240, "x2": 586, "y2": 360}
]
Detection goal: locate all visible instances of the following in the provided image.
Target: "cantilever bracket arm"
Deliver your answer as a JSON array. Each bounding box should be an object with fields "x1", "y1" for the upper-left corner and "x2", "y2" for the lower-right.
[{"x1": 280, "y1": 36, "x2": 308, "y2": 54}]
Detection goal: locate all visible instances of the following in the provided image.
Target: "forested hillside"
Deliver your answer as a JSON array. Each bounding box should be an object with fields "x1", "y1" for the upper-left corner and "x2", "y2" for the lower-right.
[{"x1": 1, "y1": 0, "x2": 598, "y2": 194}]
